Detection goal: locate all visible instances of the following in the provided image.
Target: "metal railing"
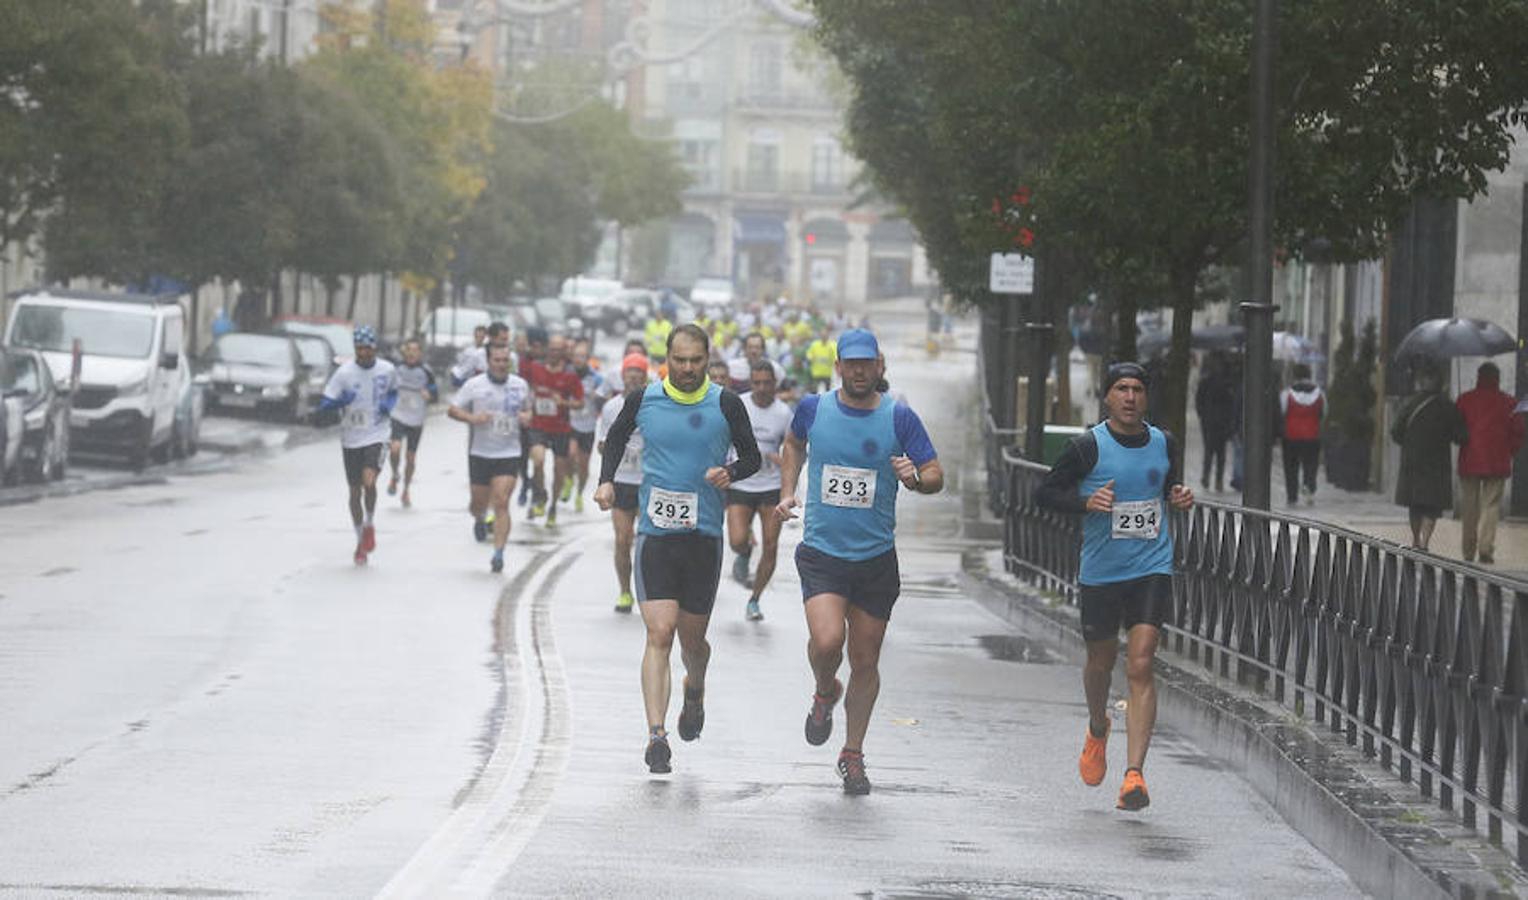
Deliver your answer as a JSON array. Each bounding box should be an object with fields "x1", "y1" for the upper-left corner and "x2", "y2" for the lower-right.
[{"x1": 993, "y1": 436, "x2": 1528, "y2": 866}]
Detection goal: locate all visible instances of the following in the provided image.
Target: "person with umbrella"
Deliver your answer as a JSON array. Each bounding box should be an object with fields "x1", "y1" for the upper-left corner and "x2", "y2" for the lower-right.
[
  {"x1": 1391, "y1": 365, "x2": 1468, "y2": 552},
  {"x1": 1455, "y1": 362, "x2": 1524, "y2": 564},
  {"x1": 1390, "y1": 315, "x2": 1518, "y2": 554},
  {"x1": 1195, "y1": 352, "x2": 1237, "y2": 492}
]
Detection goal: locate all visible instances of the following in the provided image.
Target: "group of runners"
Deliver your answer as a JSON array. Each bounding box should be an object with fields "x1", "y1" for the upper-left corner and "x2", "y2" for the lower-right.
[{"x1": 317, "y1": 321, "x2": 1192, "y2": 809}]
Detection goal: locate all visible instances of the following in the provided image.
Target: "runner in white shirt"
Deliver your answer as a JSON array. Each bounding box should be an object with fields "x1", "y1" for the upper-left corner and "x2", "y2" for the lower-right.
[
  {"x1": 447, "y1": 343, "x2": 531, "y2": 574},
  {"x1": 317, "y1": 326, "x2": 398, "y2": 565},
  {"x1": 387, "y1": 338, "x2": 438, "y2": 508},
  {"x1": 726, "y1": 360, "x2": 795, "y2": 620},
  {"x1": 595, "y1": 352, "x2": 651, "y2": 613},
  {"x1": 566, "y1": 337, "x2": 610, "y2": 513},
  {"x1": 449, "y1": 324, "x2": 490, "y2": 386}
]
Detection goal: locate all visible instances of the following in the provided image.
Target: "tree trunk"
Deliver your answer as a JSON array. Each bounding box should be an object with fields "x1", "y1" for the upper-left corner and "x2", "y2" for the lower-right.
[
  {"x1": 324, "y1": 280, "x2": 337, "y2": 318},
  {"x1": 1111, "y1": 290, "x2": 1138, "y2": 362},
  {"x1": 345, "y1": 274, "x2": 362, "y2": 321},
  {"x1": 1048, "y1": 253, "x2": 1074, "y2": 425},
  {"x1": 269, "y1": 272, "x2": 283, "y2": 323},
  {"x1": 378, "y1": 278, "x2": 389, "y2": 338},
  {"x1": 1160, "y1": 262, "x2": 1199, "y2": 453}
]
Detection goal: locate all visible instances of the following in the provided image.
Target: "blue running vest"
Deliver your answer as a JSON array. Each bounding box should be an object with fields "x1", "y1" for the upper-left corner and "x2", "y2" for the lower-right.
[
  {"x1": 635, "y1": 381, "x2": 732, "y2": 537},
  {"x1": 804, "y1": 394, "x2": 902, "y2": 561},
  {"x1": 1077, "y1": 422, "x2": 1175, "y2": 584}
]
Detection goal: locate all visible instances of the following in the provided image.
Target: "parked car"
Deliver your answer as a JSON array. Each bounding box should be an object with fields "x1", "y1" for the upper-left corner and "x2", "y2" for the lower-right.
[
  {"x1": 595, "y1": 288, "x2": 656, "y2": 336},
  {"x1": 4, "y1": 288, "x2": 194, "y2": 469},
  {"x1": 0, "y1": 346, "x2": 71, "y2": 482},
  {"x1": 272, "y1": 315, "x2": 354, "y2": 366},
  {"x1": 533, "y1": 297, "x2": 594, "y2": 342},
  {"x1": 198, "y1": 333, "x2": 310, "y2": 422},
  {"x1": 689, "y1": 276, "x2": 737, "y2": 314},
  {"x1": 288, "y1": 334, "x2": 336, "y2": 416},
  {"x1": 483, "y1": 299, "x2": 539, "y2": 333},
  {"x1": 559, "y1": 276, "x2": 624, "y2": 324},
  {"x1": 0, "y1": 358, "x2": 22, "y2": 486},
  {"x1": 420, "y1": 306, "x2": 492, "y2": 368}
]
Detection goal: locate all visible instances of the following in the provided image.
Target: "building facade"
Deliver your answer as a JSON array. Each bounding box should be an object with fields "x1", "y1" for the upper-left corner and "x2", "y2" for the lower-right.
[{"x1": 632, "y1": 0, "x2": 927, "y2": 307}]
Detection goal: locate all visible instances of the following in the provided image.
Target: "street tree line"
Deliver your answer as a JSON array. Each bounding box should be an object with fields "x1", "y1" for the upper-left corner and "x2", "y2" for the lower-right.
[
  {"x1": 809, "y1": 0, "x2": 1528, "y2": 440},
  {"x1": 1, "y1": 0, "x2": 686, "y2": 324}
]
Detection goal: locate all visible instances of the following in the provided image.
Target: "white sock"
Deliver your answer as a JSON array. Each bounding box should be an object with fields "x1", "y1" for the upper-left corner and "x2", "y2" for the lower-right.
[{"x1": 354, "y1": 524, "x2": 364, "y2": 538}]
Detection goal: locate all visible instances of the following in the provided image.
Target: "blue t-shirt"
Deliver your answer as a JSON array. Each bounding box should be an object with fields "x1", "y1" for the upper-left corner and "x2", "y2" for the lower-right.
[
  {"x1": 789, "y1": 393, "x2": 937, "y2": 464},
  {"x1": 791, "y1": 392, "x2": 937, "y2": 560}
]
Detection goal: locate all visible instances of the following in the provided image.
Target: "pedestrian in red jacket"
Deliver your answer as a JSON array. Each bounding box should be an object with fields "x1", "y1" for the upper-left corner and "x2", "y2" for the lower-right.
[
  {"x1": 1279, "y1": 364, "x2": 1325, "y2": 505},
  {"x1": 1456, "y1": 361, "x2": 1525, "y2": 564}
]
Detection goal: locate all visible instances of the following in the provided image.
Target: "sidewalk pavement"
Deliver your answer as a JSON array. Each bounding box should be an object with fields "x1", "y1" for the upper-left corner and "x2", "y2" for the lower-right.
[{"x1": 1054, "y1": 348, "x2": 1528, "y2": 581}]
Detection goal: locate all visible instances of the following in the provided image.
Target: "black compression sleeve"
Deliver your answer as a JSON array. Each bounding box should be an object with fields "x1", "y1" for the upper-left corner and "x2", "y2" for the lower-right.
[
  {"x1": 598, "y1": 389, "x2": 643, "y2": 484},
  {"x1": 1033, "y1": 433, "x2": 1097, "y2": 513},
  {"x1": 1163, "y1": 430, "x2": 1183, "y2": 496},
  {"x1": 720, "y1": 391, "x2": 761, "y2": 482}
]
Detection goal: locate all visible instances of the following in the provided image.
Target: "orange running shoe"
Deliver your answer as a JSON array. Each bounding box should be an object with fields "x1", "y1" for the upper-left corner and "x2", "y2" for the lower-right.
[
  {"x1": 1117, "y1": 767, "x2": 1150, "y2": 811},
  {"x1": 1078, "y1": 720, "x2": 1109, "y2": 786}
]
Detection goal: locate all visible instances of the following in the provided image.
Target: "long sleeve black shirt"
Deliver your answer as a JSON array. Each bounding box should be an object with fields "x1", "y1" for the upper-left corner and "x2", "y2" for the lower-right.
[
  {"x1": 598, "y1": 387, "x2": 761, "y2": 486},
  {"x1": 1034, "y1": 423, "x2": 1182, "y2": 513}
]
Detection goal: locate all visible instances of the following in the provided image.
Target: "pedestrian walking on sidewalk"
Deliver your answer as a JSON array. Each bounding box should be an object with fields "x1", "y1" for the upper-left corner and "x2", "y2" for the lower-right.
[
  {"x1": 594, "y1": 324, "x2": 761, "y2": 775},
  {"x1": 1278, "y1": 364, "x2": 1325, "y2": 505},
  {"x1": 775, "y1": 328, "x2": 943, "y2": 795},
  {"x1": 1455, "y1": 362, "x2": 1524, "y2": 564},
  {"x1": 1392, "y1": 367, "x2": 1468, "y2": 551},
  {"x1": 1195, "y1": 352, "x2": 1237, "y2": 492},
  {"x1": 1033, "y1": 361, "x2": 1195, "y2": 811}
]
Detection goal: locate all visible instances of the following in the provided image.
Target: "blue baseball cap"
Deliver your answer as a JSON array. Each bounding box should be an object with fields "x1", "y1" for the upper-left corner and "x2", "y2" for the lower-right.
[
  {"x1": 353, "y1": 325, "x2": 377, "y2": 348},
  {"x1": 837, "y1": 328, "x2": 879, "y2": 361}
]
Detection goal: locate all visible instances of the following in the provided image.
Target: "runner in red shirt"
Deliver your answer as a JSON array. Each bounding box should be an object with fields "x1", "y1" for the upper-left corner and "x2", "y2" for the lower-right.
[{"x1": 521, "y1": 332, "x2": 584, "y2": 525}]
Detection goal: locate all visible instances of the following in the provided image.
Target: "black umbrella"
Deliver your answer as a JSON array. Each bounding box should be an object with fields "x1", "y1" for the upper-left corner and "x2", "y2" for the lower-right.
[
  {"x1": 1394, "y1": 317, "x2": 1516, "y2": 360},
  {"x1": 1136, "y1": 324, "x2": 1245, "y2": 358}
]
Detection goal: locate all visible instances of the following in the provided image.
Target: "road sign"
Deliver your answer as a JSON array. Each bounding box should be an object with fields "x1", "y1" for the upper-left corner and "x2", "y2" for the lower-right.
[{"x1": 989, "y1": 253, "x2": 1034, "y2": 295}]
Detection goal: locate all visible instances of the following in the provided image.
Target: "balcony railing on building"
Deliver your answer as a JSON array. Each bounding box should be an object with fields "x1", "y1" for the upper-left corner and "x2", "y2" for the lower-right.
[{"x1": 730, "y1": 168, "x2": 850, "y2": 198}]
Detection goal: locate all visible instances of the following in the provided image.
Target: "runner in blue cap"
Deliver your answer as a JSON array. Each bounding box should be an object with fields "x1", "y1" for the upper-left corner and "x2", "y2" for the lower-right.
[
  {"x1": 317, "y1": 325, "x2": 398, "y2": 565},
  {"x1": 776, "y1": 327, "x2": 943, "y2": 794}
]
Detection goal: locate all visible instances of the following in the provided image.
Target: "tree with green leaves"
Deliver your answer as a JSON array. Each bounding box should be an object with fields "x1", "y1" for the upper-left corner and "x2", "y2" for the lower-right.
[
  {"x1": 1, "y1": 0, "x2": 188, "y2": 282},
  {"x1": 811, "y1": 0, "x2": 1528, "y2": 442}
]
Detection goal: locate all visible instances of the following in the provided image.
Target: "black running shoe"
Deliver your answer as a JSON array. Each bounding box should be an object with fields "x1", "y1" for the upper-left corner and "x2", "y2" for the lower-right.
[
  {"x1": 490, "y1": 552, "x2": 504, "y2": 574},
  {"x1": 677, "y1": 683, "x2": 705, "y2": 741},
  {"x1": 473, "y1": 519, "x2": 488, "y2": 543},
  {"x1": 804, "y1": 678, "x2": 842, "y2": 746},
  {"x1": 838, "y1": 749, "x2": 871, "y2": 795},
  {"x1": 645, "y1": 734, "x2": 672, "y2": 774}
]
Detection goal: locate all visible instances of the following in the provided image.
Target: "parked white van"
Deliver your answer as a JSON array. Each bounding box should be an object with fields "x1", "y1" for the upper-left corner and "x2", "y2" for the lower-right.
[{"x1": 3, "y1": 289, "x2": 199, "y2": 468}]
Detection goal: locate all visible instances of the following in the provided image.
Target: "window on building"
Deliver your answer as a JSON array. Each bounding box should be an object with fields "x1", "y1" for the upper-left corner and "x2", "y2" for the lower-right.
[
  {"x1": 679, "y1": 140, "x2": 720, "y2": 191},
  {"x1": 746, "y1": 143, "x2": 779, "y2": 193},
  {"x1": 749, "y1": 42, "x2": 782, "y2": 98},
  {"x1": 811, "y1": 136, "x2": 843, "y2": 191}
]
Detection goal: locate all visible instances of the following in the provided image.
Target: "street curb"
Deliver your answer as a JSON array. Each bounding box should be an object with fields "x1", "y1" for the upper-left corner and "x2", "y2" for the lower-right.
[
  {"x1": 961, "y1": 550, "x2": 1524, "y2": 900},
  {"x1": 0, "y1": 421, "x2": 326, "y2": 509}
]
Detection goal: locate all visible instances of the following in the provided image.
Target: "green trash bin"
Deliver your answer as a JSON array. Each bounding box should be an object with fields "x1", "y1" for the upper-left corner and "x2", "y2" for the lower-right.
[{"x1": 1040, "y1": 425, "x2": 1087, "y2": 466}]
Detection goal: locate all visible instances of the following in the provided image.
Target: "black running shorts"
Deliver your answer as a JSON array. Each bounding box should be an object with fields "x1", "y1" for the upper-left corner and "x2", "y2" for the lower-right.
[
  {"x1": 571, "y1": 430, "x2": 595, "y2": 454},
  {"x1": 795, "y1": 543, "x2": 901, "y2": 621},
  {"x1": 469, "y1": 454, "x2": 522, "y2": 487},
  {"x1": 612, "y1": 482, "x2": 640, "y2": 512},
  {"x1": 390, "y1": 420, "x2": 423, "y2": 453},
  {"x1": 1077, "y1": 574, "x2": 1175, "y2": 642},
  {"x1": 635, "y1": 532, "x2": 724, "y2": 616},
  {"x1": 342, "y1": 443, "x2": 384, "y2": 486},
  {"x1": 725, "y1": 488, "x2": 781, "y2": 510},
  {"x1": 527, "y1": 429, "x2": 571, "y2": 457}
]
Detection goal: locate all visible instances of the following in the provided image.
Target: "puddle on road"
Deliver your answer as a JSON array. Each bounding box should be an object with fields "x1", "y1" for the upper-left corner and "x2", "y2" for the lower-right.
[
  {"x1": 976, "y1": 634, "x2": 1059, "y2": 665},
  {"x1": 871, "y1": 880, "x2": 1122, "y2": 899}
]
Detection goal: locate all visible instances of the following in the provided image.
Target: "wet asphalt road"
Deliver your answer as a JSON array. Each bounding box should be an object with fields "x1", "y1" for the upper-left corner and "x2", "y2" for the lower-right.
[{"x1": 0, "y1": 306, "x2": 1362, "y2": 897}]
